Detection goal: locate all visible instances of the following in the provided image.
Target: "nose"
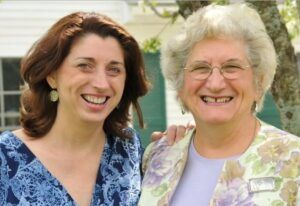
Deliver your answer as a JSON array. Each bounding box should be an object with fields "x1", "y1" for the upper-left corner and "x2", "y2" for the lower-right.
[
  {"x1": 92, "y1": 68, "x2": 110, "y2": 90},
  {"x1": 205, "y1": 68, "x2": 226, "y2": 92}
]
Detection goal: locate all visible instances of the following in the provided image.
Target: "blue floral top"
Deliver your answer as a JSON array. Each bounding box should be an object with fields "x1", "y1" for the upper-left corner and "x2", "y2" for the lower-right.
[{"x1": 0, "y1": 129, "x2": 143, "y2": 206}]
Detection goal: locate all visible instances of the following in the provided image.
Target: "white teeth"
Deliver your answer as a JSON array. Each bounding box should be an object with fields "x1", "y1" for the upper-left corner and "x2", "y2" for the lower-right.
[
  {"x1": 204, "y1": 97, "x2": 216, "y2": 103},
  {"x1": 83, "y1": 95, "x2": 106, "y2": 104},
  {"x1": 216, "y1": 97, "x2": 231, "y2": 103},
  {"x1": 203, "y1": 97, "x2": 231, "y2": 103}
]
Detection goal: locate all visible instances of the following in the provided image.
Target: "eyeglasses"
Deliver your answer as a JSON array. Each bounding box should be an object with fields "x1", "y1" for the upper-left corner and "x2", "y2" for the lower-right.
[{"x1": 184, "y1": 61, "x2": 250, "y2": 80}]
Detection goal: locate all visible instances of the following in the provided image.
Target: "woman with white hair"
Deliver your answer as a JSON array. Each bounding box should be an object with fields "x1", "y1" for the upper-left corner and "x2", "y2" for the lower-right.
[{"x1": 139, "y1": 4, "x2": 300, "y2": 206}]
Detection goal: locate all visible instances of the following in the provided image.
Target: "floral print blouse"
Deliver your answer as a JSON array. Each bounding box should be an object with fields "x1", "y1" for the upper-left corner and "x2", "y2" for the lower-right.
[
  {"x1": 0, "y1": 128, "x2": 143, "y2": 206},
  {"x1": 139, "y1": 121, "x2": 300, "y2": 206}
]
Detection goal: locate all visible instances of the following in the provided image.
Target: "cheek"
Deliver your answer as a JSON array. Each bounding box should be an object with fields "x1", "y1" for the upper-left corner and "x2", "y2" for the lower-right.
[
  {"x1": 247, "y1": 81, "x2": 260, "y2": 100},
  {"x1": 177, "y1": 87, "x2": 187, "y2": 105},
  {"x1": 116, "y1": 77, "x2": 126, "y2": 93},
  {"x1": 178, "y1": 83, "x2": 195, "y2": 107},
  {"x1": 182, "y1": 79, "x2": 203, "y2": 96},
  {"x1": 252, "y1": 81, "x2": 263, "y2": 101}
]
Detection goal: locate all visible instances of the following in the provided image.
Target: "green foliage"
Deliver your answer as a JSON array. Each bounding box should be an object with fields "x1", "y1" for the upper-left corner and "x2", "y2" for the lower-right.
[
  {"x1": 142, "y1": 37, "x2": 161, "y2": 53},
  {"x1": 140, "y1": 0, "x2": 178, "y2": 52},
  {"x1": 139, "y1": 0, "x2": 157, "y2": 12},
  {"x1": 140, "y1": 0, "x2": 227, "y2": 52},
  {"x1": 212, "y1": 0, "x2": 229, "y2": 5},
  {"x1": 271, "y1": 200, "x2": 284, "y2": 206},
  {"x1": 279, "y1": 0, "x2": 300, "y2": 39},
  {"x1": 140, "y1": 0, "x2": 299, "y2": 52}
]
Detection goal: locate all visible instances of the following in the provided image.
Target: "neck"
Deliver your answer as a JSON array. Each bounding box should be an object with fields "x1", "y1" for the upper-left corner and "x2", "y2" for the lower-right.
[
  {"x1": 193, "y1": 115, "x2": 258, "y2": 158},
  {"x1": 42, "y1": 113, "x2": 106, "y2": 155}
]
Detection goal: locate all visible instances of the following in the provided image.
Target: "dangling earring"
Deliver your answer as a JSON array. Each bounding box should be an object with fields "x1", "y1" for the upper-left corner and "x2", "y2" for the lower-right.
[
  {"x1": 49, "y1": 89, "x2": 59, "y2": 102},
  {"x1": 178, "y1": 98, "x2": 186, "y2": 115},
  {"x1": 252, "y1": 101, "x2": 258, "y2": 113},
  {"x1": 179, "y1": 101, "x2": 186, "y2": 115},
  {"x1": 255, "y1": 102, "x2": 259, "y2": 113},
  {"x1": 181, "y1": 105, "x2": 186, "y2": 115}
]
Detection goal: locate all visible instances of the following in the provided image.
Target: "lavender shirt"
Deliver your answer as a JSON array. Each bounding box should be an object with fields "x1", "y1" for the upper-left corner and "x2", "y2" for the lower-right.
[{"x1": 170, "y1": 141, "x2": 236, "y2": 206}]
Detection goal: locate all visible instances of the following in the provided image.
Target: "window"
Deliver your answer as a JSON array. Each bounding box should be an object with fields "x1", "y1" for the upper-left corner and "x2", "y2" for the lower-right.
[{"x1": 0, "y1": 58, "x2": 23, "y2": 131}]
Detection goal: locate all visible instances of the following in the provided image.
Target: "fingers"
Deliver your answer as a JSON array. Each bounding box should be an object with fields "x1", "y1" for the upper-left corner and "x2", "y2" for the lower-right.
[
  {"x1": 175, "y1": 125, "x2": 187, "y2": 142},
  {"x1": 166, "y1": 125, "x2": 177, "y2": 146},
  {"x1": 164, "y1": 124, "x2": 190, "y2": 146},
  {"x1": 186, "y1": 120, "x2": 196, "y2": 130},
  {"x1": 150, "y1": 131, "x2": 165, "y2": 142},
  {"x1": 150, "y1": 123, "x2": 191, "y2": 145}
]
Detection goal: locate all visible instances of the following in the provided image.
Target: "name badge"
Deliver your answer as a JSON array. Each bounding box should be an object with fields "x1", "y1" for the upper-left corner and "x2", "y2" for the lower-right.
[{"x1": 248, "y1": 177, "x2": 276, "y2": 193}]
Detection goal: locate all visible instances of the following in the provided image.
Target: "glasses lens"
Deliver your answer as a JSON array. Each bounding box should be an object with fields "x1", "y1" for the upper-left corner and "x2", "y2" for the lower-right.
[
  {"x1": 186, "y1": 61, "x2": 247, "y2": 80},
  {"x1": 190, "y1": 64, "x2": 211, "y2": 80},
  {"x1": 221, "y1": 63, "x2": 244, "y2": 79}
]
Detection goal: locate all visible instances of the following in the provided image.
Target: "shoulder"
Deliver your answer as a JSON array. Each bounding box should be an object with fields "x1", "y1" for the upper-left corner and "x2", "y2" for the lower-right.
[
  {"x1": 233, "y1": 122, "x2": 300, "y2": 205},
  {"x1": 0, "y1": 130, "x2": 23, "y2": 152},
  {"x1": 0, "y1": 131, "x2": 26, "y2": 203},
  {"x1": 144, "y1": 128, "x2": 194, "y2": 157},
  {"x1": 0, "y1": 130, "x2": 34, "y2": 172},
  {"x1": 259, "y1": 121, "x2": 300, "y2": 146},
  {"x1": 110, "y1": 127, "x2": 142, "y2": 148},
  {"x1": 106, "y1": 127, "x2": 143, "y2": 160},
  {"x1": 142, "y1": 129, "x2": 194, "y2": 173},
  {"x1": 240, "y1": 121, "x2": 300, "y2": 177},
  {"x1": 248, "y1": 122, "x2": 300, "y2": 162}
]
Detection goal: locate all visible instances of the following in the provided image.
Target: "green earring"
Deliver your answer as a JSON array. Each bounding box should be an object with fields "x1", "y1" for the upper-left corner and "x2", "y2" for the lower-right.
[{"x1": 49, "y1": 90, "x2": 59, "y2": 102}]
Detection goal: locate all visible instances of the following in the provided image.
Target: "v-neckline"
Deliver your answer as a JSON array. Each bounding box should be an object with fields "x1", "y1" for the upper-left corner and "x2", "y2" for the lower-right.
[{"x1": 10, "y1": 131, "x2": 109, "y2": 205}]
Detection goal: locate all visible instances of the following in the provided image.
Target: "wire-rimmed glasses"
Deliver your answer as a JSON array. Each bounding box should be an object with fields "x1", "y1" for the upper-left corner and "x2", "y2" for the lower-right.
[{"x1": 184, "y1": 60, "x2": 250, "y2": 80}]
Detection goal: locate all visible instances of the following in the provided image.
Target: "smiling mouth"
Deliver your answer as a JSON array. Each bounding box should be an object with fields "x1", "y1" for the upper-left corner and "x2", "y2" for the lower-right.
[
  {"x1": 201, "y1": 96, "x2": 233, "y2": 103},
  {"x1": 82, "y1": 95, "x2": 109, "y2": 105}
]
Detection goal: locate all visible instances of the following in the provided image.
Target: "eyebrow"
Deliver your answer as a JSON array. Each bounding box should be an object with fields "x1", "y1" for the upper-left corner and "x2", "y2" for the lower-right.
[
  {"x1": 188, "y1": 60, "x2": 210, "y2": 67},
  {"x1": 75, "y1": 57, "x2": 124, "y2": 66},
  {"x1": 222, "y1": 58, "x2": 244, "y2": 63},
  {"x1": 75, "y1": 57, "x2": 95, "y2": 62},
  {"x1": 109, "y1": 61, "x2": 125, "y2": 67},
  {"x1": 189, "y1": 58, "x2": 244, "y2": 65}
]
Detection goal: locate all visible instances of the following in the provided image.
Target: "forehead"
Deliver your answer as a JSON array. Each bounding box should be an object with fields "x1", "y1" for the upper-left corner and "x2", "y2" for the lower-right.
[
  {"x1": 187, "y1": 37, "x2": 248, "y2": 63},
  {"x1": 68, "y1": 33, "x2": 124, "y2": 62}
]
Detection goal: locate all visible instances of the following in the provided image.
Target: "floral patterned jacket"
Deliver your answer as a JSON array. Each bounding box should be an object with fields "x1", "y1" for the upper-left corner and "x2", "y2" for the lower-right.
[{"x1": 138, "y1": 121, "x2": 300, "y2": 206}]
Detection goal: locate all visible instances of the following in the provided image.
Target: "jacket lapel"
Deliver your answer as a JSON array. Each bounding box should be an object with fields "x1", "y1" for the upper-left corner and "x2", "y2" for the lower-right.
[{"x1": 139, "y1": 129, "x2": 194, "y2": 206}]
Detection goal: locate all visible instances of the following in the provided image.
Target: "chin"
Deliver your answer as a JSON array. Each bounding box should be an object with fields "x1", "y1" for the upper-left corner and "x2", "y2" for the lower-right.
[
  {"x1": 200, "y1": 115, "x2": 234, "y2": 125},
  {"x1": 79, "y1": 113, "x2": 109, "y2": 124}
]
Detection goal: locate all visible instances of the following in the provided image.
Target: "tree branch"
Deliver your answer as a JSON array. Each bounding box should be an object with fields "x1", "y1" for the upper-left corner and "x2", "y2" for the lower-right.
[
  {"x1": 144, "y1": 0, "x2": 178, "y2": 19},
  {"x1": 296, "y1": 0, "x2": 300, "y2": 20},
  {"x1": 175, "y1": 0, "x2": 211, "y2": 19}
]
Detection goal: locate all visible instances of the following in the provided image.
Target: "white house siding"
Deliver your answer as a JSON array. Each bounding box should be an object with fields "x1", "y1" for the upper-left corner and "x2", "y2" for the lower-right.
[
  {"x1": 164, "y1": 83, "x2": 194, "y2": 126},
  {"x1": 0, "y1": 0, "x2": 131, "y2": 57}
]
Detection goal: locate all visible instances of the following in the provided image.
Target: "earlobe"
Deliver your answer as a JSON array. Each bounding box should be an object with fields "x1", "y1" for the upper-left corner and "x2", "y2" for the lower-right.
[{"x1": 46, "y1": 73, "x2": 57, "y2": 89}]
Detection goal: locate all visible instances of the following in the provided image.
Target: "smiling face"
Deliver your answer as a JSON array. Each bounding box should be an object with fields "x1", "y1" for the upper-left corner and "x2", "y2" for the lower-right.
[
  {"x1": 47, "y1": 33, "x2": 126, "y2": 126},
  {"x1": 179, "y1": 38, "x2": 260, "y2": 125}
]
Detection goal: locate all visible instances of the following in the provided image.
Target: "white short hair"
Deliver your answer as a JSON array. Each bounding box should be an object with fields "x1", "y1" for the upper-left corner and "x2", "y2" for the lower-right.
[{"x1": 161, "y1": 3, "x2": 277, "y2": 111}]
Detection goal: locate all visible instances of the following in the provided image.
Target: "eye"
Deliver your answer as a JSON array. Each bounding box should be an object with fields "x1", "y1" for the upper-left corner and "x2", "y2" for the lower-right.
[
  {"x1": 191, "y1": 65, "x2": 211, "y2": 73},
  {"x1": 222, "y1": 63, "x2": 244, "y2": 73},
  {"x1": 106, "y1": 66, "x2": 124, "y2": 76},
  {"x1": 77, "y1": 63, "x2": 93, "y2": 71}
]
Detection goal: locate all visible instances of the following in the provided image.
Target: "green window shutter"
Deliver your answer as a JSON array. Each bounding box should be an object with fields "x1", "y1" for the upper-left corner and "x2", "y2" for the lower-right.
[
  {"x1": 133, "y1": 52, "x2": 166, "y2": 147},
  {"x1": 257, "y1": 92, "x2": 281, "y2": 128}
]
